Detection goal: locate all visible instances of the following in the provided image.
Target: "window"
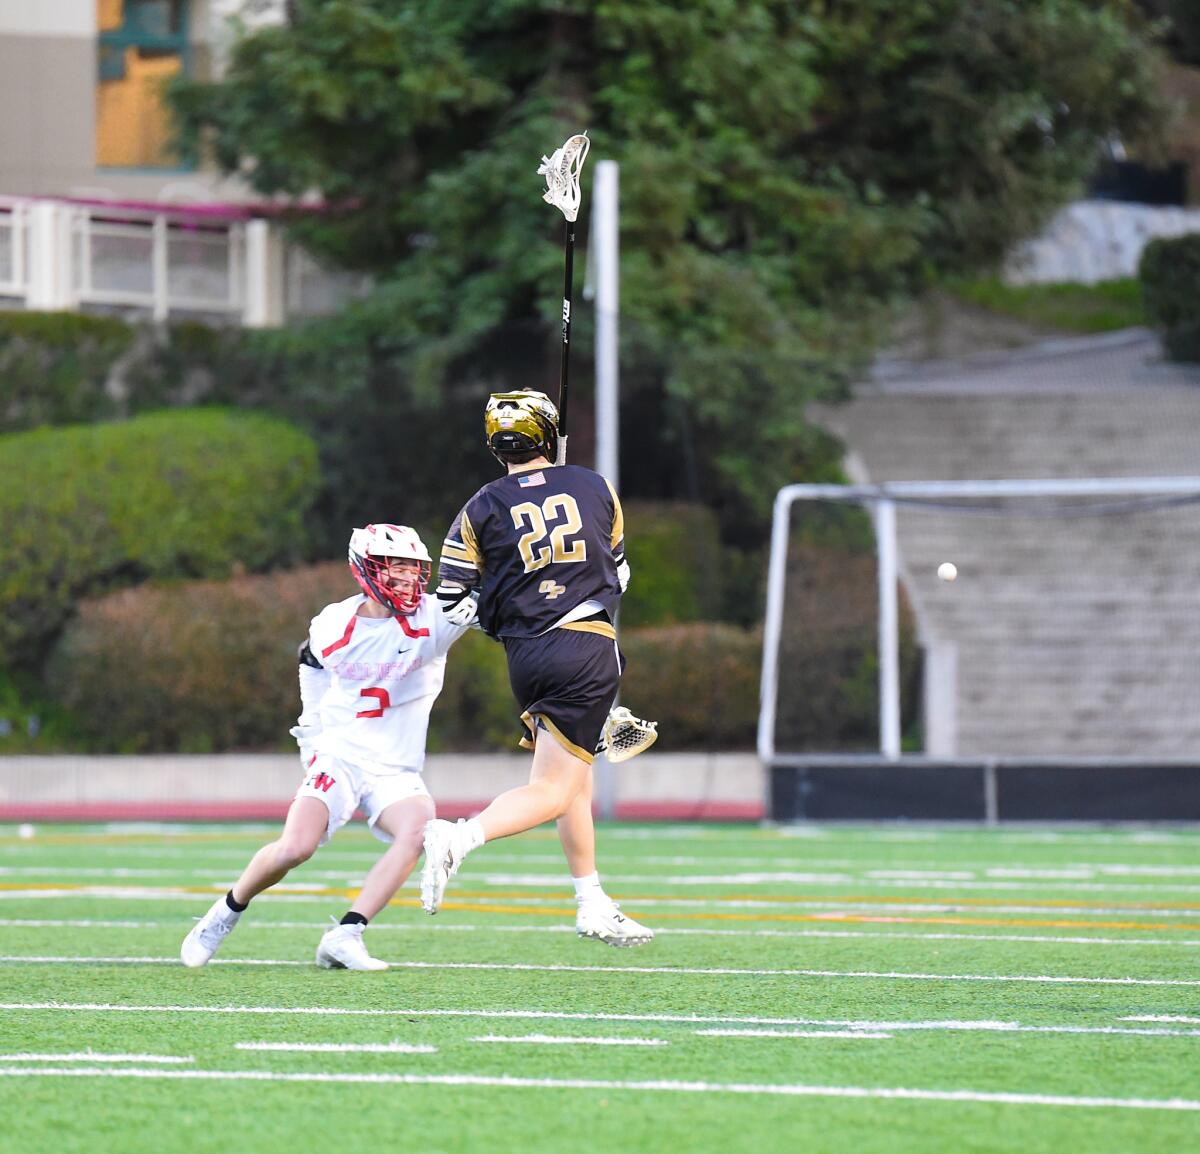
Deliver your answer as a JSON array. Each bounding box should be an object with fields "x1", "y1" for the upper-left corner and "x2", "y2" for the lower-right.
[{"x1": 96, "y1": 0, "x2": 190, "y2": 169}]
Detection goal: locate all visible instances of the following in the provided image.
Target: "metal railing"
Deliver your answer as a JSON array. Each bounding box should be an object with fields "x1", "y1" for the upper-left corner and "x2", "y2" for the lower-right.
[
  {"x1": 73, "y1": 206, "x2": 246, "y2": 320},
  {"x1": 0, "y1": 199, "x2": 29, "y2": 299},
  {"x1": 0, "y1": 196, "x2": 365, "y2": 325}
]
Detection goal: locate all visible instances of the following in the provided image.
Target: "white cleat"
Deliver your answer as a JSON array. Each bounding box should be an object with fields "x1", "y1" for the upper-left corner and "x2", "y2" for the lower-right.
[
  {"x1": 576, "y1": 900, "x2": 655, "y2": 948},
  {"x1": 180, "y1": 897, "x2": 241, "y2": 967},
  {"x1": 315, "y1": 923, "x2": 388, "y2": 971},
  {"x1": 420, "y1": 818, "x2": 472, "y2": 914}
]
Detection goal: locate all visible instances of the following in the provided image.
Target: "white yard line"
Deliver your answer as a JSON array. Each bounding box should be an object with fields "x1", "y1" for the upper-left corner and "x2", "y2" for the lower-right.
[
  {"x1": 2, "y1": 954, "x2": 1199, "y2": 987},
  {"x1": 0, "y1": 955, "x2": 313, "y2": 966},
  {"x1": 236, "y1": 1042, "x2": 436, "y2": 1054},
  {"x1": 1, "y1": 917, "x2": 1197, "y2": 948},
  {"x1": 0, "y1": 1053, "x2": 192, "y2": 1063},
  {"x1": 695, "y1": 1020, "x2": 1200, "y2": 1038},
  {"x1": 471, "y1": 1035, "x2": 668, "y2": 1046},
  {"x1": 19, "y1": 846, "x2": 1200, "y2": 877},
  {"x1": 1122, "y1": 1015, "x2": 1200, "y2": 1025},
  {"x1": 696, "y1": 1030, "x2": 892, "y2": 1040},
  {"x1": 0, "y1": 1066, "x2": 1195, "y2": 1111},
  {"x1": 4, "y1": 1003, "x2": 1200, "y2": 1039}
]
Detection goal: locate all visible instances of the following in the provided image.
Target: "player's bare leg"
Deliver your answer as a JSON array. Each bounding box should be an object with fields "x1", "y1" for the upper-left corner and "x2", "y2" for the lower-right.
[
  {"x1": 350, "y1": 794, "x2": 435, "y2": 919},
  {"x1": 422, "y1": 726, "x2": 588, "y2": 913},
  {"x1": 480, "y1": 733, "x2": 590, "y2": 840},
  {"x1": 231, "y1": 796, "x2": 329, "y2": 904},
  {"x1": 182, "y1": 797, "x2": 328, "y2": 967},
  {"x1": 557, "y1": 765, "x2": 596, "y2": 876},
  {"x1": 557, "y1": 767, "x2": 654, "y2": 948},
  {"x1": 317, "y1": 794, "x2": 434, "y2": 971}
]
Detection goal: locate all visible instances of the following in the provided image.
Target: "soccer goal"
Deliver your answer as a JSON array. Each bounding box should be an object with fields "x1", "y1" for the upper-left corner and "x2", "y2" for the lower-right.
[{"x1": 758, "y1": 477, "x2": 1200, "y2": 820}]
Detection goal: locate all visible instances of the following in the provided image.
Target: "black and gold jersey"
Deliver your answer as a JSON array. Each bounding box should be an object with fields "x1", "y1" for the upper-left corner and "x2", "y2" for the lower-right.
[{"x1": 440, "y1": 464, "x2": 624, "y2": 639}]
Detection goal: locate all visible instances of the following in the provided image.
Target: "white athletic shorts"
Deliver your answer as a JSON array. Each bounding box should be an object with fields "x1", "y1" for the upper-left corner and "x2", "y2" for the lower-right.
[{"x1": 293, "y1": 752, "x2": 430, "y2": 846}]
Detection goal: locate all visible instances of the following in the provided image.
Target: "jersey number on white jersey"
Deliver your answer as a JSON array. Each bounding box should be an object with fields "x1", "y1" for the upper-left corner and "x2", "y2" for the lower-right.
[{"x1": 356, "y1": 687, "x2": 391, "y2": 718}]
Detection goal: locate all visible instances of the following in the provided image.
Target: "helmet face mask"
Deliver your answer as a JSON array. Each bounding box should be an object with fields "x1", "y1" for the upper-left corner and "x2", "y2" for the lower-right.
[
  {"x1": 347, "y1": 524, "x2": 431, "y2": 615},
  {"x1": 484, "y1": 390, "x2": 559, "y2": 465}
]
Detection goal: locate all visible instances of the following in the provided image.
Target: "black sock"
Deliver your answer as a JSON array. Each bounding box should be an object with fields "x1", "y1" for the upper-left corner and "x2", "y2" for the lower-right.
[
  {"x1": 340, "y1": 911, "x2": 368, "y2": 927},
  {"x1": 225, "y1": 890, "x2": 248, "y2": 913}
]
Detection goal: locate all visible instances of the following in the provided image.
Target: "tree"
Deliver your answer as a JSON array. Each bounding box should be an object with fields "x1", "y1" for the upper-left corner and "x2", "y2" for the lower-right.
[
  {"x1": 1137, "y1": 1, "x2": 1200, "y2": 66},
  {"x1": 171, "y1": 0, "x2": 1168, "y2": 530}
]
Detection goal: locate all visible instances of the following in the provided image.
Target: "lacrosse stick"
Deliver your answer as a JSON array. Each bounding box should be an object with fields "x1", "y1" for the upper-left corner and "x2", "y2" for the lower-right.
[
  {"x1": 595, "y1": 706, "x2": 658, "y2": 764},
  {"x1": 537, "y1": 131, "x2": 590, "y2": 466}
]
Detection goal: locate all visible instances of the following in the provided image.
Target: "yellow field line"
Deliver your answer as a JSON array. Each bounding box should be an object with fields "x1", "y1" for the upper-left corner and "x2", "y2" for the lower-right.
[
  {"x1": 7, "y1": 878, "x2": 1200, "y2": 911},
  {"x1": 438, "y1": 890, "x2": 1200, "y2": 912},
  {"x1": 2, "y1": 882, "x2": 1192, "y2": 932},
  {"x1": 0, "y1": 881, "x2": 362, "y2": 898},
  {"x1": 5, "y1": 879, "x2": 1200, "y2": 917},
  {"x1": 0, "y1": 833, "x2": 259, "y2": 847}
]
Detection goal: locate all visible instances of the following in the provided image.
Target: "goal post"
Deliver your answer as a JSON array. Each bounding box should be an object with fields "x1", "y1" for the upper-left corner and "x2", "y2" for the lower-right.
[{"x1": 759, "y1": 477, "x2": 1200, "y2": 810}]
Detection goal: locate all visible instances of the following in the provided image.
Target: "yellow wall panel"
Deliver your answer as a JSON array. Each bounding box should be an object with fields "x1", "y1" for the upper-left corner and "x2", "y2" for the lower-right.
[{"x1": 96, "y1": 46, "x2": 182, "y2": 167}]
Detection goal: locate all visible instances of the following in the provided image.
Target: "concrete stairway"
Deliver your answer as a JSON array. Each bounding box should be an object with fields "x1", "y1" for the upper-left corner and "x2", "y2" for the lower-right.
[{"x1": 810, "y1": 331, "x2": 1200, "y2": 758}]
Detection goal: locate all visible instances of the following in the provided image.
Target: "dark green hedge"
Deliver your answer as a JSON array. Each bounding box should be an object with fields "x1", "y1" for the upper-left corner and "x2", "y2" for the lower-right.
[
  {"x1": 620, "y1": 501, "x2": 723, "y2": 627},
  {"x1": 0, "y1": 666, "x2": 86, "y2": 753},
  {"x1": 1, "y1": 408, "x2": 319, "y2": 666},
  {"x1": 49, "y1": 561, "x2": 760, "y2": 753},
  {"x1": 1139, "y1": 234, "x2": 1200, "y2": 361},
  {"x1": 621, "y1": 624, "x2": 761, "y2": 749},
  {"x1": 50, "y1": 563, "x2": 352, "y2": 753},
  {"x1": 774, "y1": 541, "x2": 920, "y2": 752},
  {"x1": 50, "y1": 562, "x2": 517, "y2": 753},
  {"x1": 0, "y1": 311, "x2": 136, "y2": 431}
]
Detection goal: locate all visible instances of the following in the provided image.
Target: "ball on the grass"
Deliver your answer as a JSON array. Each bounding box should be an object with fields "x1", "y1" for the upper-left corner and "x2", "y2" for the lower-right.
[
  {"x1": 937, "y1": 561, "x2": 958, "y2": 582},
  {"x1": 17, "y1": 823, "x2": 35, "y2": 839}
]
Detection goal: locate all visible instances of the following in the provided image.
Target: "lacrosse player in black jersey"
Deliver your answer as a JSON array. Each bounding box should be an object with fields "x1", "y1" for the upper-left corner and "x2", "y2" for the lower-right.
[{"x1": 422, "y1": 389, "x2": 653, "y2": 946}]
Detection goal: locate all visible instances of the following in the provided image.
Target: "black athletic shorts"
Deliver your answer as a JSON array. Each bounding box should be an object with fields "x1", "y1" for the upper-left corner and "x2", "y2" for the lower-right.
[{"x1": 502, "y1": 626, "x2": 623, "y2": 764}]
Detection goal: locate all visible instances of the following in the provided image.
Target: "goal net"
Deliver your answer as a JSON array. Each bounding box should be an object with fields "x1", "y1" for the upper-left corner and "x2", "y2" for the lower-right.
[{"x1": 759, "y1": 478, "x2": 1200, "y2": 764}]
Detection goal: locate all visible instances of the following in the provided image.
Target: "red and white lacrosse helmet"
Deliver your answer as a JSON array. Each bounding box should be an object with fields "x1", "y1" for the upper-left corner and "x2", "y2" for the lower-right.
[{"x1": 348, "y1": 524, "x2": 432, "y2": 615}]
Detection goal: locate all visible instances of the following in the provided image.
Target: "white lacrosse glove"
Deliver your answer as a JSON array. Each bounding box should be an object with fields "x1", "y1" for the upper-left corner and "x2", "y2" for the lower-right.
[
  {"x1": 436, "y1": 582, "x2": 481, "y2": 628},
  {"x1": 288, "y1": 724, "x2": 319, "y2": 766},
  {"x1": 616, "y1": 558, "x2": 631, "y2": 593}
]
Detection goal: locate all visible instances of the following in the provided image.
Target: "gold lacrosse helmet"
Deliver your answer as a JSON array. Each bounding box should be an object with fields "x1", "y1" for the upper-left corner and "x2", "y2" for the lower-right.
[{"x1": 484, "y1": 390, "x2": 559, "y2": 464}]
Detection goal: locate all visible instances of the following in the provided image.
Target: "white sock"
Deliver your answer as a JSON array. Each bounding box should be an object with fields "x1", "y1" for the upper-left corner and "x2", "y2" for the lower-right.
[
  {"x1": 573, "y1": 872, "x2": 605, "y2": 902},
  {"x1": 461, "y1": 817, "x2": 486, "y2": 851}
]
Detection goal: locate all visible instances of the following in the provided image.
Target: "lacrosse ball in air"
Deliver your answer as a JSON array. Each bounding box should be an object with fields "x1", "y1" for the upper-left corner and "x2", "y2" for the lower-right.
[
  {"x1": 937, "y1": 562, "x2": 957, "y2": 582},
  {"x1": 17, "y1": 823, "x2": 35, "y2": 839}
]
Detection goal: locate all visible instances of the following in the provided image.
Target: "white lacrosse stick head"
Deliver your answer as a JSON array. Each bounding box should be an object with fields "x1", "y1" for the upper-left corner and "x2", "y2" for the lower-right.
[
  {"x1": 538, "y1": 132, "x2": 590, "y2": 223},
  {"x1": 597, "y1": 706, "x2": 659, "y2": 764}
]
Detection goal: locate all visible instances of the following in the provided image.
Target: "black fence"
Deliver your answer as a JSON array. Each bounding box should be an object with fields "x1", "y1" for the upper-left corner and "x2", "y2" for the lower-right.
[{"x1": 769, "y1": 758, "x2": 1200, "y2": 821}]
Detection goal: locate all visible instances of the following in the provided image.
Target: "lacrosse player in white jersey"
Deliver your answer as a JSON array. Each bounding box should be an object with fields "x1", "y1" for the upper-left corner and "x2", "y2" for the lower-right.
[{"x1": 181, "y1": 523, "x2": 472, "y2": 971}]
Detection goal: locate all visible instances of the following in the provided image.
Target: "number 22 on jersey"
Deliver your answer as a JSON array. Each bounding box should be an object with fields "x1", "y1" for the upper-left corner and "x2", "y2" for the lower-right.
[{"x1": 511, "y1": 494, "x2": 587, "y2": 573}]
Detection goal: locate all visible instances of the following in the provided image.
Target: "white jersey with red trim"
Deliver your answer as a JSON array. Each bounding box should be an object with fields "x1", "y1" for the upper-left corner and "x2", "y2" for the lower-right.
[{"x1": 307, "y1": 593, "x2": 467, "y2": 774}]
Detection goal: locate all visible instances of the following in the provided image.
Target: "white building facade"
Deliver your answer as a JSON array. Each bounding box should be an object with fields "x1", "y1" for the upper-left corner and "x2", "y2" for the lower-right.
[{"x1": 0, "y1": 2, "x2": 367, "y2": 326}]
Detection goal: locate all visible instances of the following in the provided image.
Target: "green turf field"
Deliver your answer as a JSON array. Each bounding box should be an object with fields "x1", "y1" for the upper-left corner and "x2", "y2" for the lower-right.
[{"x1": 1, "y1": 821, "x2": 1198, "y2": 1153}]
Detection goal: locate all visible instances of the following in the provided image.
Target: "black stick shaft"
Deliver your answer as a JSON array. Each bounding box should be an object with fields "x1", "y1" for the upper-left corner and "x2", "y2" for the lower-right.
[{"x1": 558, "y1": 218, "x2": 575, "y2": 438}]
